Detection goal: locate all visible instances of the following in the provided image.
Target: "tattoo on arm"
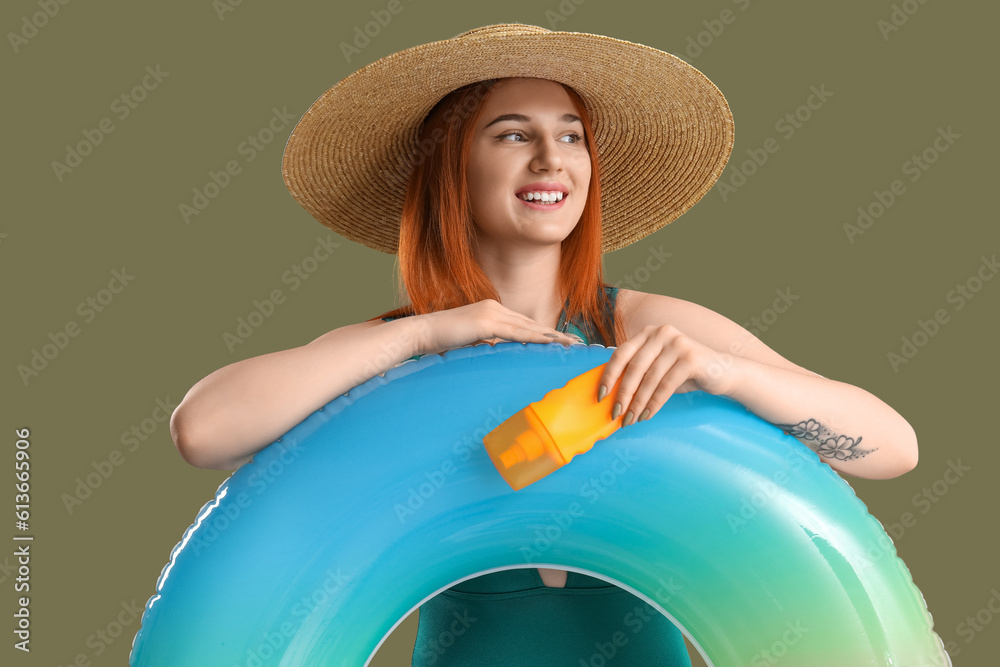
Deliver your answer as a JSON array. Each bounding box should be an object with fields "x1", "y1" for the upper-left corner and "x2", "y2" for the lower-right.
[{"x1": 776, "y1": 419, "x2": 878, "y2": 462}]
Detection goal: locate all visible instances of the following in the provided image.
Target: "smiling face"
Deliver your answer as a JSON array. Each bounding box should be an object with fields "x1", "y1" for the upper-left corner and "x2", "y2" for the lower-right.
[{"x1": 465, "y1": 78, "x2": 592, "y2": 254}]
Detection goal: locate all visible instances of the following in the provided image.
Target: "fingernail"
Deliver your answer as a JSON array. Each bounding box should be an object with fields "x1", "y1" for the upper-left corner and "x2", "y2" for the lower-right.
[
  {"x1": 543, "y1": 333, "x2": 559, "y2": 338},
  {"x1": 624, "y1": 411, "x2": 634, "y2": 426},
  {"x1": 597, "y1": 385, "x2": 607, "y2": 402},
  {"x1": 639, "y1": 408, "x2": 650, "y2": 422},
  {"x1": 612, "y1": 402, "x2": 621, "y2": 420}
]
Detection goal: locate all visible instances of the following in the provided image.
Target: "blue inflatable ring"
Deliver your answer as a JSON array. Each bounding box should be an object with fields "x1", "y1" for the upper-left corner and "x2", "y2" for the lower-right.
[{"x1": 129, "y1": 343, "x2": 950, "y2": 666}]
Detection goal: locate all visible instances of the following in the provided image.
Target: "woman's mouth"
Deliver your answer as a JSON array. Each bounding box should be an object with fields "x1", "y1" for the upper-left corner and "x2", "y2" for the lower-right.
[{"x1": 516, "y1": 191, "x2": 567, "y2": 209}]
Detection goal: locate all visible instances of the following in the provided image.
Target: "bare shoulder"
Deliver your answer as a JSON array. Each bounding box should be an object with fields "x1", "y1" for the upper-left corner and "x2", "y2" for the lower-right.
[
  {"x1": 616, "y1": 288, "x2": 822, "y2": 378},
  {"x1": 616, "y1": 288, "x2": 687, "y2": 336},
  {"x1": 617, "y1": 288, "x2": 718, "y2": 341}
]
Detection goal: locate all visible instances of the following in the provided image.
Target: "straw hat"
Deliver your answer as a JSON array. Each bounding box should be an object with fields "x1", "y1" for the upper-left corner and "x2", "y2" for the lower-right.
[{"x1": 281, "y1": 23, "x2": 734, "y2": 254}]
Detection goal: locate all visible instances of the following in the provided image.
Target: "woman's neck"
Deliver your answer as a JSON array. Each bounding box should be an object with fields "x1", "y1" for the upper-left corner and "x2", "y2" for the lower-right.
[{"x1": 475, "y1": 243, "x2": 564, "y2": 329}]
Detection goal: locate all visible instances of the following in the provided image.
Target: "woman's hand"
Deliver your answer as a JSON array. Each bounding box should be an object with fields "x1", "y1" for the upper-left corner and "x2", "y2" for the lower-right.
[
  {"x1": 597, "y1": 324, "x2": 738, "y2": 426},
  {"x1": 413, "y1": 299, "x2": 582, "y2": 356}
]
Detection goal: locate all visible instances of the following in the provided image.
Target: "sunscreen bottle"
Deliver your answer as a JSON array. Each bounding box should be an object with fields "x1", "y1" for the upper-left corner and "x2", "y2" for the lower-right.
[{"x1": 483, "y1": 363, "x2": 624, "y2": 490}]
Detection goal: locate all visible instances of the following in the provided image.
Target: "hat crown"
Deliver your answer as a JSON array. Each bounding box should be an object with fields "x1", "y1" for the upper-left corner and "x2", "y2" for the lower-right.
[{"x1": 454, "y1": 23, "x2": 552, "y2": 41}]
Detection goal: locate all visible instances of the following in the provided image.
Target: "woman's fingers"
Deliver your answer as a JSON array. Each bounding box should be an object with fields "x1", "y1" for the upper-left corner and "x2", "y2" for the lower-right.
[
  {"x1": 613, "y1": 344, "x2": 670, "y2": 425},
  {"x1": 624, "y1": 355, "x2": 692, "y2": 424},
  {"x1": 598, "y1": 325, "x2": 730, "y2": 426},
  {"x1": 493, "y1": 306, "x2": 581, "y2": 345},
  {"x1": 477, "y1": 317, "x2": 581, "y2": 347},
  {"x1": 598, "y1": 333, "x2": 644, "y2": 409},
  {"x1": 598, "y1": 325, "x2": 680, "y2": 425},
  {"x1": 427, "y1": 299, "x2": 584, "y2": 353},
  {"x1": 544, "y1": 331, "x2": 584, "y2": 343}
]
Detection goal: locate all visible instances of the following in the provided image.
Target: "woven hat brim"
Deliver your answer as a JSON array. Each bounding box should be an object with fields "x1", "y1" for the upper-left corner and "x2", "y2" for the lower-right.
[{"x1": 282, "y1": 25, "x2": 735, "y2": 254}]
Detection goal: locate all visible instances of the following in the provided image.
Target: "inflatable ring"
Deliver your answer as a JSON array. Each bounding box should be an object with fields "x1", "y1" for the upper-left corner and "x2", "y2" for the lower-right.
[{"x1": 129, "y1": 343, "x2": 951, "y2": 666}]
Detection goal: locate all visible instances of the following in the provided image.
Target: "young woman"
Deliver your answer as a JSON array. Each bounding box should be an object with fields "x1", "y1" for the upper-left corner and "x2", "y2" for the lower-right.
[{"x1": 170, "y1": 24, "x2": 918, "y2": 665}]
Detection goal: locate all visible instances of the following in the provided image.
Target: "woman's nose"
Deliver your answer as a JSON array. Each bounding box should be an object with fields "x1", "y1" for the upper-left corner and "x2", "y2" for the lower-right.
[{"x1": 529, "y1": 137, "x2": 564, "y2": 172}]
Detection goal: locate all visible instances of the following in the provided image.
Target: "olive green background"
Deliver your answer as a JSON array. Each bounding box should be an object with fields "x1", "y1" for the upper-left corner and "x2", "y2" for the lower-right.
[{"x1": 3, "y1": 0, "x2": 995, "y2": 664}]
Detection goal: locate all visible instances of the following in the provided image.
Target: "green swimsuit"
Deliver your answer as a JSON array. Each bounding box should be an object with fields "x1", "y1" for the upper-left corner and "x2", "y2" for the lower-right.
[{"x1": 381, "y1": 287, "x2": 691, "y2": 666}]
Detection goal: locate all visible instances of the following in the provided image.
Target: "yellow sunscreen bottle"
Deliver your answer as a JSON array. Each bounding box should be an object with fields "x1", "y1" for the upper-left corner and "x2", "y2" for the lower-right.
[{"x1": 483, "y1": 363, "x2": 624, "y2": 490}]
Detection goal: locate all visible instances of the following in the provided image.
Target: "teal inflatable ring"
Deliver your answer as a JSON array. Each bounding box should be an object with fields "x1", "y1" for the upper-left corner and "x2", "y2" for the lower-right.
[{"x1": 129, "y1": 342, "x2": 951, "y2": 666}]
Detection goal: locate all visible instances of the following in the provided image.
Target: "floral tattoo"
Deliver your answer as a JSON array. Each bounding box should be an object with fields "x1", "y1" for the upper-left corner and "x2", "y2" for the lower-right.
[{"x1": 776, "y1": 418, "x2": 878, "y2": 462}]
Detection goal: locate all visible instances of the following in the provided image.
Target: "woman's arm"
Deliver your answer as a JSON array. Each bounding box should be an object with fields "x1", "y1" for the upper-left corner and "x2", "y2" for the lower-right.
[
  {"x1": 170, "y1": 318, "x2": 424, "y2": 471},
  {"x1": 721, "y1": 357, "x2": 917, "y2": 480},
  {"x1": 604, "y1": 289, "x2": 918, "y2": 480},
  {"x1": 171, "y1": 299, "x2": 579, "y2": 471}
]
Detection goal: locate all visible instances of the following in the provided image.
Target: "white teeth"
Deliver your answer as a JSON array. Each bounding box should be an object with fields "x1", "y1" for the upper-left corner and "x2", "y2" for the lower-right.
[{"x1": 519, "y1": 191, "x2": 565, "y2": 203}]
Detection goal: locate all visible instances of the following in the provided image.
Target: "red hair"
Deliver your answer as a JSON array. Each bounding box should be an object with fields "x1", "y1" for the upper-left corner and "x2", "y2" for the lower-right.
[{"x1": 368, "y1": 78, "x2": 625, "y2": 347}]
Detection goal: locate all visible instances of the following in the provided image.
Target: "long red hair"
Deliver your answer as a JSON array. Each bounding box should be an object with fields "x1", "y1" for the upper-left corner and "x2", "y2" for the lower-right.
[{"x1": 368, "y1": 78, "x2": 625, "y2": 346}]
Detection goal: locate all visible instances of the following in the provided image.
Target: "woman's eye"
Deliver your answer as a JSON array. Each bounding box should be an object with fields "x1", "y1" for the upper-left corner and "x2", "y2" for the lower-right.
[{"x1": 497, "y1": 131, "x2": 583, "y2": 143}]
